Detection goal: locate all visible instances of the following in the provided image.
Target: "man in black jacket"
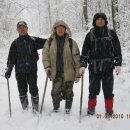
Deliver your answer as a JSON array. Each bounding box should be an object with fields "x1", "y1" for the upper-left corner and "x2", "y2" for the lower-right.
[
  {"x1": 5, "y1": 21, "x2": 46, "y2": 112},
  {"x1": 80, "y1": 13, "x2": 122, "y2": 115}
]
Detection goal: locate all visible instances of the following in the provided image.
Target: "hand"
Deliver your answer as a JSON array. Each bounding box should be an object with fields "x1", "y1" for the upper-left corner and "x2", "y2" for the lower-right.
[
  {"x1": 115, "y1": 66, "x2": 121, "y2": 75},
  {"x1": 5, "y1": 70, "x2": 11, "y2": 79},
  {"x1": 33, "y1": 52, "x2": 39, "y2": 61},
  {"x1": 45, "y1": 68, "x2": 51, "y2": 76},
  {"x1": 75, "y1": 78, "x2": 80, "y2": 83},
  {"x1": 80, "y1": 67, "x2": 86, "y2": 76}
]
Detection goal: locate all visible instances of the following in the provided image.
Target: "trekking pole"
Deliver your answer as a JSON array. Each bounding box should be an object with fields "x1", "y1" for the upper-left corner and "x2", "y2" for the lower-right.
[
  {"x1": 7, "y1": 78, "x2": 12, "y2": 117},
  {"x1": 40, "y1": 75, "x2": 49, "y2": 114},
  {"x1": 79, "y1": 75, "x2": 84, "y2": 123}
]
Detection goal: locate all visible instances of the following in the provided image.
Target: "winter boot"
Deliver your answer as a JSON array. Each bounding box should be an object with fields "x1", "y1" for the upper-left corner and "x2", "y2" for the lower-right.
[
  {"x1": 53, "y1": 101, "x2": 60, "y2": 112},
  {"x1": 65, "y1": 99, "x2": 73, "y2": 114},
  {"x1": 87, "y1": 98, "x2": 97, "y2": 115},
  {"x1": 105, "y1": 98, "x2": 113, "y2": 116},
  {"x1": 19, "y1": 95, "x2": 29, "y2": 110},
  {"x1": 31, "y1": 96, "x2": 39, "y2": 113}
]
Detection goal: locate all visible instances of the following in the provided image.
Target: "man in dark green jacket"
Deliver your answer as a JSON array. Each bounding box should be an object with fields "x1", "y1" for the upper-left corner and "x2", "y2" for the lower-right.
[{"x1": 5, "y1": 21, "x2": 46, "y2": 112}]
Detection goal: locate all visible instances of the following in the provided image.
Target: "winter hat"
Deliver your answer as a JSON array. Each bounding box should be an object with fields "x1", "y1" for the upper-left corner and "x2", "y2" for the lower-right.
[
  {"x1": 52, "y1": 20, "x2": 72, "y2": 37},
  {"x1": 17, "y1": 21, "x2": 27, "y2": 28},
  {"x1": 93, "y1": 13, "x2": 108, "y2": 26}
]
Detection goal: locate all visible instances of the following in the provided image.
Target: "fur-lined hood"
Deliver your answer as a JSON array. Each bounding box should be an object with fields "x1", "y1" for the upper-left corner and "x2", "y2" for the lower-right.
[{"x1": 52, "y1": 20, "x2": 72, "y2": 37}]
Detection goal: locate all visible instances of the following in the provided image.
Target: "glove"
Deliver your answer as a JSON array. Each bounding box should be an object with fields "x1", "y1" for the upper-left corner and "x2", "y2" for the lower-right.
[
  {"x1": 33, "y1": 52, "x2": 39, "y2": 61},
  {"x1": 75, "y1": 78, "x2": 80, "y2": 83},
  {"x1": 45, "y1": 68, "x2": 51, "y2": 76},
  {"x1": 80, "y1": 67, "x2": 86, "y2": 76},
  {"x1": 5, "y1": 69, "x2": 12, "y2": 79},
  {"x1": 115, "y1": 66, "x2": 121, "y2": 75}
]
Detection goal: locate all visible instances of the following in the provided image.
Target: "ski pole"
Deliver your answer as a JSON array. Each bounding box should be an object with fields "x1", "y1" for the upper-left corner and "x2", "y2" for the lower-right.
[
  {"x1": 79, "y1": 75, "x2": 84, "y2": 122},
  {"x1": 7, "y1": 78, "x2": 12, "y2": 117},
  {"x1": 40, "y1": 75, "x2": 49, "y2": 114}
]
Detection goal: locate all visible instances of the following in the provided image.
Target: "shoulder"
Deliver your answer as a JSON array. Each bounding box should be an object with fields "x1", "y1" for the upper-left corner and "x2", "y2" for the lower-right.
[
  {"x1": 43, "y1": 37, "x2": 51, "y2": 48},
  {"x1": 69, "y1": 38, "x2": 76, "y2": 45},
  {"x1": 69, "y1": 38, "x2": 80, "y2": 49},
  {"x1": 48, "y1": 37, "x2": 53, "y2": 42},
  {"x1": 11, "y1": 38, "x2": 18, "y2": 46},
  {"x1": 83, "y1": 31, "x2": 91, "y2": 43},
  {"x1": 85, "y1": 31, "x2": 91, "y2": 39},
  {"x1": 29, "y1": 36, "x2": 36, "y2": 41},
  {"x1": 108, "y1": 28, "x2": 117, "y2": 36}
]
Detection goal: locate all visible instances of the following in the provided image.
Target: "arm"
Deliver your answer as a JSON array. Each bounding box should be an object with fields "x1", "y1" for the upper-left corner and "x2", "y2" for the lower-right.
[
  {"x1": 34, "y1": 37, "x2": 47, "y2": 50},
  {"x1": 72, "y1": 40, "x2": 80, "y2": 78},
  {"x1": 80, "y1": 32, "x2": 91, "y2": 68},
  {"x1": 111, "y1": 30, "x2": 122, "y2": 66},
  {"x1": 42, "y1": 39, "x2": 51, "y2": 69},
  {"x1": 7, "y1": 41, "x2": 17, "y2": 68},
  {"x1": 5, "y1": 40, "x2": 17, "y2": 78}
]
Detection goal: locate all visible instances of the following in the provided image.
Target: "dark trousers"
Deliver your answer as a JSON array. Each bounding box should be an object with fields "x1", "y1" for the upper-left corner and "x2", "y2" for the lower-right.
[
  {"x1": 89, "y1": 70, "x2": 114, "y2": 99},
  {"x1": 16, "y1": 71, "x2": 38, "y2": 97}
]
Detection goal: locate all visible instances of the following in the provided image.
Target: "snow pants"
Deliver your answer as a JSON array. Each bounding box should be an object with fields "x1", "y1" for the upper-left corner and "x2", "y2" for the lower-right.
[
  {"x1": 88, "y1": 70, "x2": 114, "y2": 112},
  {"x1": 16, "y1": 71, "x2": 38, "y2": 97},
  {"x1": 88, "y1": 70, "x2": 114, "y2": 99}
]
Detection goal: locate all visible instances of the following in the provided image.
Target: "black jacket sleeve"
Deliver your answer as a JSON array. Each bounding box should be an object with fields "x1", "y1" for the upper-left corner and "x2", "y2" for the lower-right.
[
  {"x1": 111, "y1": 30, "x2": 122, "y2": 66},
  {"x1": 33, "y1": 37, "x2": 46, "y2": 50},
  {"x1": 80, "y1": 32, "x2": 91, "y2": 68},
  {"x1": 7, "y1": 40, "x2": 17, "y2": 70}
]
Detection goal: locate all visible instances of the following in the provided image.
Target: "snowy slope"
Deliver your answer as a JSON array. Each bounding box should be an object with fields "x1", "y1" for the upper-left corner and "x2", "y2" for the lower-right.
[{"x1": 0, "y1": 33, "x2": 130, "y2": 130}]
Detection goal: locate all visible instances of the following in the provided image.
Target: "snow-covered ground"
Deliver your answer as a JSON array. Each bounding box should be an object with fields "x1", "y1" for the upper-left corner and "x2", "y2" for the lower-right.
[{"x1": 0, "y1": 34, "x2": 130, "y2": 130}]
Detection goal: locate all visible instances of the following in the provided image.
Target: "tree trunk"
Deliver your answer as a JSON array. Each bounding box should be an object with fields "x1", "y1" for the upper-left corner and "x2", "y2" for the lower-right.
[
  {"x1": 37, "y1": 0, "x2": 42, "y2": 34},
  {"x1": 83, "y1": 0, "x2": 88, "y2": 30},
  {"x1": 111, "y1": 0, "x2": 120, "y2": 32},
  {"x1": 48, "y1": 0, "x2": 52, "y2": 30}
]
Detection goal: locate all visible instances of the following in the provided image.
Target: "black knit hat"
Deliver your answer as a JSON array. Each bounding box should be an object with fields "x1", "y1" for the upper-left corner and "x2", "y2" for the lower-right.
[
  {"x1": 93, "y1": 13, "x2": 108, "y2": 26},
  {"x1": 17, "y1": 21, "x2": 27, "y2": 28}
]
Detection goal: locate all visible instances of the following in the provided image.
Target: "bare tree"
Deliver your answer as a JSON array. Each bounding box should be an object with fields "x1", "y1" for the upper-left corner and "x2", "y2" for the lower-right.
[
  {"x1": 98, "y1": 1, "x2": 102, "y2": 12},
  {"x1": 83, "y1": 0, "x2": 89, "y2": 30},
  {"x1": 111, "y1": 0, "x2": 120, "y2": 32},
  {"x1": 47, "y1": 0, "x2": 52, "y2": 30},
  {"x1": 129, "y1": 0, "x2": 130, "y2": 10},
  {"x1": 37, "y1": 0, "x2": 42, "y2": 34}
]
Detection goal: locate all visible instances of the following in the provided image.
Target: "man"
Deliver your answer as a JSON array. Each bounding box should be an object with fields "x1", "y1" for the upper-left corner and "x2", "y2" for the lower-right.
[
  {"x1": 42, "y1": 20, "x2": 80, "y2": 114},
  {"x1": 5, "y1": 21, "x2": 46, "y2": 112},
  {"x1": 80, "y1": 13, "x2": 122, "y2": 116}
]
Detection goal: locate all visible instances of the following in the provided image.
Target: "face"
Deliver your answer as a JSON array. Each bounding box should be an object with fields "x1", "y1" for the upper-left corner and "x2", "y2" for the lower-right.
[
  {"x1": 95, "y1": 18, "x2": 105, "y2": 27},
  {"x1": 55, "y1": 26, "x2": 66, "y2": 36},
  {"x1": 17, "y1": 26, "x2": 28, "y2": 36}
]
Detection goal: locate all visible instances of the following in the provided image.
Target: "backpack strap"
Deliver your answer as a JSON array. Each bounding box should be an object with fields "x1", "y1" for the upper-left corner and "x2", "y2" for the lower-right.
[
  {"x1": 48, "y1": 37, "x2": 53, "y2": 48},
  {"x1": 90, "y1": 28, "x2": 98, "y2": 51},
  {"x1": 90, "y1": 28, "x2": 96, "y2": 42},
  {"x1": 29, "y1": 36, "x2": 40, "y2": 60},
  {"x1": 107, "y1": 29, "x2": 114, "y2": 53},
  {"x1": 68, "y1": 38, "x2": 73, "y2": 54},
  {"x1": 107, "y1": 28, "x2": 112, "y2": 38},
  {"x1": 48, "y1": 37, "x2": 73, "y2": 54},
  {"x1": 90, "y1": 28, "x2": 114, "y2": 53}
]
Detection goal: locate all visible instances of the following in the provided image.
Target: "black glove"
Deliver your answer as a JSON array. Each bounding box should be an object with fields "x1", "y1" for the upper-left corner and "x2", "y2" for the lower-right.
[
  {"x1": 45, "y1": 68, "x2": 51, "y2": 76},
  {"x1": 33, "y1": 52, "x2": 39, "y2": 61},
  {"x1": 5, "y1": 66, "x2": 13, "y2": 79},
  {"x1": 5, "y1": 70, "x2": 11, "y2": 79}
]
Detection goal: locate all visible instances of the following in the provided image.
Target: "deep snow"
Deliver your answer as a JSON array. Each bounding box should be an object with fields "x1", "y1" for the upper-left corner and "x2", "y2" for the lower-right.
[{"x1": 0, "y1": 34, "x2": 130, "y2": 130}]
